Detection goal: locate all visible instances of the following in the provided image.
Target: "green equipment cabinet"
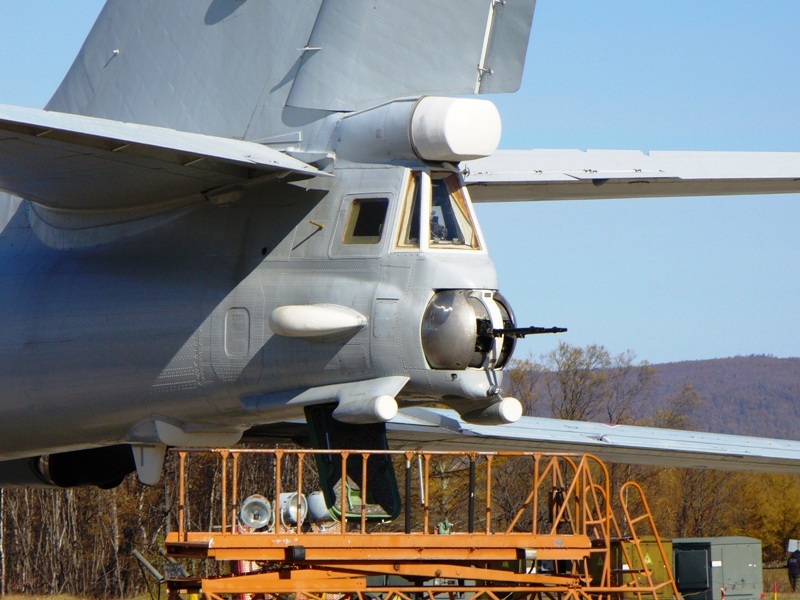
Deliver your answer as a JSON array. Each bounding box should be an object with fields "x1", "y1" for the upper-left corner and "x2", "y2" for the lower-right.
[{"x1": 673, "y1": 537, "x2": 762, "y2": 600}]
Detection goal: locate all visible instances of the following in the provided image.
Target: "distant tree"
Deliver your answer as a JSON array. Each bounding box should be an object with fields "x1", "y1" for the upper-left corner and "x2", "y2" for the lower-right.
[
  {"x1": 504, "y1": 357, "x2": 544, "y2": 415},
  {"x1": 649, "y1": 380, "x2": 702, "y2": 430},
  {"x1": 734, "y1": 473, "x2": 800, "y2": 561},
  {"x1": 515, "y1": 342, "x2": 656, "y2": 424}
]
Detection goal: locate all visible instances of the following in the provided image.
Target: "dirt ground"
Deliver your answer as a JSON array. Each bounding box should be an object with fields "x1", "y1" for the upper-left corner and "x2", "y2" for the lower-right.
[{"x1": 764, "y1": 568, "x2": 800, "y2": 597}]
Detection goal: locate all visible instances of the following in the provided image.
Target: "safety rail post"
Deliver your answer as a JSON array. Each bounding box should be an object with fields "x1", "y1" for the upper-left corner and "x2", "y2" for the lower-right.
[
  {"x1": 178, "y1": 451, "x2": 186, "y2": 542},
  {"x1": 533, "y1": 454, "x2": 540, "y2": 534},
  {"x1": 360, "y1": 453, "x2": 369, "y2": 532},
  {"x1": 339, "y1": 451, "x2": 348, "y2": 535},
  {"x1": 485, "y1": 454, "x2": 493, "y2": 534},
  {"x1": 422, "y1": 453, "x2": 430, "y2": 534},
  {"x1": 273, "y1": 450, "x2": 282, "y2": 533},
  {"x1": 404, "y1": 452, "x2": 412, "y2": 534},
  {"x1": 231, "y1": 452, "x2": 239, "y2": 535},
  {"x1": 296, "y1": 451, "x2": 305, "y2": 530},
  {"x1": 220, "y1": 450, "x2": 228, "y2": 534},
  {"x1": 468, "y1": 453, "x2": 476, "y2": 533},
  {"x1": 577, "y1": 455, "x2": 586, "y2": 534}
]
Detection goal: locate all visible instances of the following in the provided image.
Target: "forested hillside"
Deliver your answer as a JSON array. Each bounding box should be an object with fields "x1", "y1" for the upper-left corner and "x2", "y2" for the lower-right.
[
  {"x1": 651, "y1": 356, "x2": 800, "y2": 439},
  {"x1": 510, "y1": 351, "x2": 800, "y2": 439}
]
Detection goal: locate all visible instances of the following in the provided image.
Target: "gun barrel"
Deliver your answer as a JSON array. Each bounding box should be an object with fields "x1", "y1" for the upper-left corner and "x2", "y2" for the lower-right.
[{"x1": 493, "y1": 326, "x2": 567, "y2": 339}]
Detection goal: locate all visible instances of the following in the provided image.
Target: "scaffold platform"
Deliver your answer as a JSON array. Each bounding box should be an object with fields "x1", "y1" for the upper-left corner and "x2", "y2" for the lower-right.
[{"x1": 164, "y1": 448, "x2": 679, "y2": 600}]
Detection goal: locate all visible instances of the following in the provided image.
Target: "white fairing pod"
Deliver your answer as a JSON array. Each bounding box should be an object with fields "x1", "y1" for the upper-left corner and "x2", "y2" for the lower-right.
[
  {"x1": 462, "y1": 397, "x2": 523, "y2": 426},
  {"x1": 269, "y1": 305, "x2": 368, "y2": 338},
  {"x1": 410, "y1": 97, "x2": 501, "y2": 162},
  {"x1": 336, "y1": 97, "x2": 501, "y2": 164},
  {"x1": 332, "y1": 394, "x2": 399, "y2": 424}
]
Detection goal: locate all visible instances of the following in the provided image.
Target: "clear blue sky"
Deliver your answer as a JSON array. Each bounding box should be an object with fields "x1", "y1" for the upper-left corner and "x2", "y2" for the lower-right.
[{"x1": 1, "y1": 2, "x2": 799, "y2": 365}]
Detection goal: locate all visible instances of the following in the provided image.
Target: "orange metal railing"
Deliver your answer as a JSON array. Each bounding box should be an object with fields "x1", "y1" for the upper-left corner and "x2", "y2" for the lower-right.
[
  {"x1": 164, "y1": 448, "x2": 677, "y2": 600},
  {"x1": 172, "y1": 448, "x2": 611, "y2": 540}
]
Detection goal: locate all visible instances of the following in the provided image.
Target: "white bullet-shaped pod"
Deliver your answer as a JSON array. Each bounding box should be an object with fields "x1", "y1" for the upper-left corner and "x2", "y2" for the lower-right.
[
  {"x1": 332, "y1": 394, "x2": 399, "y2": 424},
  {"x1": 269, "y1": 304, "x2": 368, "y2": 338},
  {"x1": 461, "y1": 397, "x2": 523, "y2": 426}
]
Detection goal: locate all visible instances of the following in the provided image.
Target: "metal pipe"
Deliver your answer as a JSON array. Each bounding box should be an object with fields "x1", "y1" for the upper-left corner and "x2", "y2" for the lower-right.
[
  {"x1": 274, "y1": 451, "x2": 282, "y2": 533},
  {"x1": 297, "y1": 452, "x2": 305, "y2": 530},
  {"x1": 178, "y1": 451, "x2": 186, "y2": 541},
  {"x1": 422, "y1": 454, "x2": 430, "y2": 534},
  {"x1": 485, "y1": 455, "x2": 492, "y2": 534},
  {"x1": 361, "y1": 453, "x2": 369, "y2": 533},
  {"x1": 132, "y1": 549, "x2": 164, "y2": 583},
  {"x1": 231, "y1": 452, "x2": 239, "y2": 534},
  {"x1": 340, "y1": 451, "x2": 349, "y2": 535},
  {"x1": 468, "y1": 456, "x2": 476, "y2": 533},
  {"x1": 404, "y1": 455, "x2": 412, "y2": 534},
  {"x1": 220, "y1": 450, "x2": 228, "y2": 534}
]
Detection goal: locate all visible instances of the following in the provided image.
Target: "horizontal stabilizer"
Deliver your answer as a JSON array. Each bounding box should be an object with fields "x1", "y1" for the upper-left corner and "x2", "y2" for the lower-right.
[
  {"x1": 0, "y1": 104, "x2": 327, "y2": 211},
  {"x1": 465, "y1": 149, "x2": 800, "y2": 202}
]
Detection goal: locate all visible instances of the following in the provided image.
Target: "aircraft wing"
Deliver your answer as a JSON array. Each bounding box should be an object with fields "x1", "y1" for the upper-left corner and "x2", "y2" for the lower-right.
[
  {"x1": 464, "y1": 149, "x2": 800, "y2": 202},
  {"x1": 384, "y1": 408, "x2": 800, "y2": 474},
  {"x1": 0, "y1": 104, "x2": 326, "y2": 211}
]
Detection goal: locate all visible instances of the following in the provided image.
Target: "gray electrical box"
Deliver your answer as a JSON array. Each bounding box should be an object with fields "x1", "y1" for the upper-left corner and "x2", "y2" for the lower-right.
[{"x1": 673, "y1": 537, "x2": 762, "y2": 600}]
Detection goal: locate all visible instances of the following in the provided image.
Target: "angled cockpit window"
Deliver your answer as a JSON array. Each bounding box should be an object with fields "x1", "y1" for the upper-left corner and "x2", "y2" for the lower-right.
[
  {"x1": 397, "y1": 172, "x2": 422, "y2": 249},
  {"x1": 429, "y1": 173, "x2": 480, "y2": 250},
  {"x1": 343, "y1": 197, "x2": 389, "y2": 244}
]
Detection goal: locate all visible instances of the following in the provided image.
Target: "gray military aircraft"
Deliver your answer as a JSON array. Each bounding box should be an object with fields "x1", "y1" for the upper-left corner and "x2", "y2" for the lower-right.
[{"x1": 2, "y1": 1, "x2": 800, "y2": 488}]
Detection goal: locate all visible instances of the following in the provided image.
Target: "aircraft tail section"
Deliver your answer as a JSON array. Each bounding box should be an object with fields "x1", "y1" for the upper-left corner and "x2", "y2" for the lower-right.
[
  {"x1": 286, "y1": 0, "x2": 537, "y2": 111},
  {"x1": 46, "y1": 0, "x2": 326, "y2": 140},
  {"x1": 46, "y1": 0, "x2": 536, "y2": 140}
]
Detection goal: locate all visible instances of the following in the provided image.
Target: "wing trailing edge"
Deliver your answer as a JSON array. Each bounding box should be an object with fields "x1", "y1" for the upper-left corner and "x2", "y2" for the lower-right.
[
  {"x1": 0, "y1": 104, "x2": 327, "y2": 211},
  {"x1": 387, "y1": 408, "x2": 800, "y2": 474},
  {"x1": 465, "y1": 149, "x2": 800, "y2": 202}
]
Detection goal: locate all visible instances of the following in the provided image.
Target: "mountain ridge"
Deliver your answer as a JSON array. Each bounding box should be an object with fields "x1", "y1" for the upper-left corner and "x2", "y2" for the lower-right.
[{"x1": 649, "y1": 355, "x2": 800, "y2": 440}]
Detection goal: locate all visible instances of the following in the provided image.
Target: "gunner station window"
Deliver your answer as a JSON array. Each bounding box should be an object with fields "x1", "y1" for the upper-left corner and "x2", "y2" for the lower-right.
[
  {"x1": 396, "y1": 171, "x2": 481, "y2": 251},
  {"x1": 397, "y1": 173, "x2": 422, "y2": 248},
  {"x1": 429, "y1": 173, "x2": 480, "y2": 249},
  {"x1": 343, "y1": 197, "x2": 389, "y2": 244}
]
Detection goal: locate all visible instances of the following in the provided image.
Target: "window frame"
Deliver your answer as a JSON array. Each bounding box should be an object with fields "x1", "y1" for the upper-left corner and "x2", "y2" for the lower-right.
[
  {"x1": 393, "y1": 169, "x2": 485, "y2": 253},
  {"x1": 342, "y1": 197, "x2": 390, "y2": 245}
]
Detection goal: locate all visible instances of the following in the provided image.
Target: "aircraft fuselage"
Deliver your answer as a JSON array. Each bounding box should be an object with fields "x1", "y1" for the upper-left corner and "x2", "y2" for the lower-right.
[{"x1": 0, "y1": 165, "x2": 511, "y2": 461}]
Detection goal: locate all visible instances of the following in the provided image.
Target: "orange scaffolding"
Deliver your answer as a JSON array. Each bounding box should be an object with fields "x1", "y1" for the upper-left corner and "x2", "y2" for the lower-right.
[{"x1": 164, "y1": 448, "x2": 679, "y2": 600}]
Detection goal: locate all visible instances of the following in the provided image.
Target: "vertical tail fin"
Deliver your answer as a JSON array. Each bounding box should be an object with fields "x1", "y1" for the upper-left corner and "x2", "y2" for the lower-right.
[
  {"x1": 46, "y1": 0, "x2": 326, "y2": 140},
  {"x1": 47, "y1": 1, "x2": 537, "y2": 142}
]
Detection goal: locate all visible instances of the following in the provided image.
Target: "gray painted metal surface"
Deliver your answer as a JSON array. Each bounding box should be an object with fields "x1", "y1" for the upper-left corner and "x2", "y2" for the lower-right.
[
  {"x1": 0, "y1": 103, "x2": 325, "y2": 211},
  {"x1": 387, "y1": 409, "x2": 800, "y2": 474},
  {"x1": 465, "y1": 149, "x2": 800, "y2": 202},
  {"x1": 673, "y1": 538, "x2": 763, "y2": 600},
  {"x1": 287, "y1": 0, "x2": 535, "y2": 110}
]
